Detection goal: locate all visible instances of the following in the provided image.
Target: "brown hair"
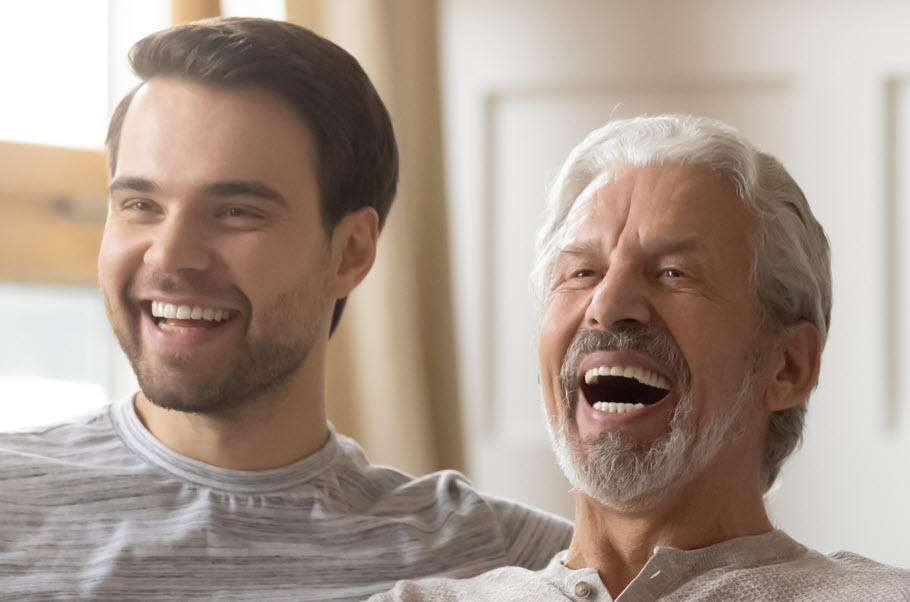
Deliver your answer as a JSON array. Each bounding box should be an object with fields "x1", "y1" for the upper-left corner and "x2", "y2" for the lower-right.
[{"x1": 106, "y1": 17, "x2": 399, "y2": 334}]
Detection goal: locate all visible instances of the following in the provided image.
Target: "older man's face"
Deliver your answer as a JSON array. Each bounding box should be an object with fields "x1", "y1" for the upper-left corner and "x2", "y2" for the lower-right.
[{"x1": 539, "y1": 162, "x2": 769, "y2": 508}]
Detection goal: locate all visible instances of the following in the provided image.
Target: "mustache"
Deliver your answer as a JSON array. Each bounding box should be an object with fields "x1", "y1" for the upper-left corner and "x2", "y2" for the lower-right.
[
  {"x1": 558, "y1": 325, "x2": 690, "y2": 409},
  {"x1": 132, "y1": 271, "x2": 240, "y2": 299}
]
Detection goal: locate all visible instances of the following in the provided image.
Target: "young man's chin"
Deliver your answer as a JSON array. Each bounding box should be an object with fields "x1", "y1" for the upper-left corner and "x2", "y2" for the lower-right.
[{"x1": 137, "y1": 381, "x2": 234, "y2": 415}]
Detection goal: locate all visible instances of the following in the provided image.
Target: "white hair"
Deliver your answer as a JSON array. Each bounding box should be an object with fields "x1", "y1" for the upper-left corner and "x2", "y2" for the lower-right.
[{"x1": 532, "y1": 114, "x2": 832, "y2": 490}]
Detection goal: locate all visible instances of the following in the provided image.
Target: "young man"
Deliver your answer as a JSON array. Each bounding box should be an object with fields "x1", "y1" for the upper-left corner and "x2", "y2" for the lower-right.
[
  {"x1": 374, "y1": 115, "x2": 910, "y2": 600},
  {"x1": 0, "y1": 18, "x2": 570, "y2": 600}
]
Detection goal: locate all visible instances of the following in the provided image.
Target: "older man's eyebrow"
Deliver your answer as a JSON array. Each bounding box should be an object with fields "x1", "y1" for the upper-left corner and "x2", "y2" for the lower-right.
[
  {"x1": 108, "y1": 176, "x2": 159, "y2": 193},
  {"x1": 202, "y1": 181, "x2": 288, "y2": 208},
  {"x1": 556, "y1": 240, "x2": 602, "y2": 258}
]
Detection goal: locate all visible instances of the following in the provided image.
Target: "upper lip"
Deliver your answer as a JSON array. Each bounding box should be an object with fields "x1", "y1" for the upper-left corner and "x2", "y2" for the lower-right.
[
  {"x1": 137, "y1": 294, "x2": 237, "y2": 309},
  {"x1": 147, "y1": 298, "x2": 234, "y2": 309}
]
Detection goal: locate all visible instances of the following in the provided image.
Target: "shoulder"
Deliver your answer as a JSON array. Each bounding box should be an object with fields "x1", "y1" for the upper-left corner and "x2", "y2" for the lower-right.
[
  {"x1": 331, "y1": 432, "x2": 492, "y2": 511},
  {"x1": 0, "y1": 404, "x2": 141, "y2": 502},
  {"x1": 373, "y1": 471, "x2": 572, "y2": 570},
  {"x1": 816, "y1": 551, "x2": 910, "y2": 595},
  {"x1": 369, "y1": 565, "x2": 555, "y2": 602},
  {"x1": 716, "y1": 546, "x2": 910, "y2": 600},
  {"x1": 0, "y1": 404, "x2": 116, "y2": 464},
  {"x1": 327, "y1": 442, "x2": 571, "y2": 571},
  {"x1": 477, "y1": 490, "x2": 573, "y2": 568},
  {"x1": 342, "y1": 461, "x2": 502, "y2": 526},
  {"x1": 347, "y1": 461, "x2": 570, "y2": 539}
]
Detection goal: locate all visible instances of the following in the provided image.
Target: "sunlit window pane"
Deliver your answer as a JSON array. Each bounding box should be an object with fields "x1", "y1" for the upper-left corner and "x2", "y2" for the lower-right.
[
  {"x1": 0, "y1": 0, "x2": 171, "y2": 149},
  {"x1": 0, "y1": 377, "x2": 108, "y2": 430},
  {"x1": 0, "y1": 1, "x2": 110, "y2": 148},
  {"x1": 0, "y1": 283, "x2": 136, "y2": 430}
]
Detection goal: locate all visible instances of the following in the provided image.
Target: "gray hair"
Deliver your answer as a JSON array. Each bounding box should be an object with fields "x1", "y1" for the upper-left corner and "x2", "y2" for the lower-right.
[{"x1": 532, "y1": 114, "x2": 832, "y2": 490}]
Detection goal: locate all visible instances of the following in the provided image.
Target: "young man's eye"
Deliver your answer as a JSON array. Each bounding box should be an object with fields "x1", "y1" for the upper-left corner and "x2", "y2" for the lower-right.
[
  {"x1": 222, "y1": 206, "x2": 262, "y2": 219},
  {"x1": 121, "y1": 199, "x2": 160, "y2": 214}
]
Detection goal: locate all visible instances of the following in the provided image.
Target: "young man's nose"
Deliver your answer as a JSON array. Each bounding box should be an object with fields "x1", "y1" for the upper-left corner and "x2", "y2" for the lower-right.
[
  {"x1": 583, "y1": 264, "x2": 651, "y2": 329},
  {"x1": 142, "y1": 217, "x2": 213, "y2": 273}
]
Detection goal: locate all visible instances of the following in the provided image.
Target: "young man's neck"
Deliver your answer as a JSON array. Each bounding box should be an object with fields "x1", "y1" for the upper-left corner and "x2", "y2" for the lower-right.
[
  {"x1": 133, "y1": 362, "x2": 329, "y2": 471},
  {"x1": 564, "y1": 466, "x2": 772, "y2": 598}
]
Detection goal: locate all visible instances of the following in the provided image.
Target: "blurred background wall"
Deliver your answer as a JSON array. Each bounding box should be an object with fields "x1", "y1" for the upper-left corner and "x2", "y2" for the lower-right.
[{"x1": 1, "y1": 0, "x2": 908, "y2": 568}]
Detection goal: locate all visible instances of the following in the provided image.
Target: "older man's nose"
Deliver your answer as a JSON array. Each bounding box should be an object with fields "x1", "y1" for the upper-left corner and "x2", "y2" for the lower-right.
[
  {"x1": 143, "y1": 217, "x2": 212, "y2": 273},
  {"x1": 583, "y1": 265, "x2": 651, "y2": 329}
]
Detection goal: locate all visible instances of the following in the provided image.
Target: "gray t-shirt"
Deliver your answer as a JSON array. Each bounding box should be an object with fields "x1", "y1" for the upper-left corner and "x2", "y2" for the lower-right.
[
  {"x1": 373, "y1": 529, "x2": 910, "y2": 601},
  {"x1": 0, "y1": 397, "x2": 572, "y2": 601}
]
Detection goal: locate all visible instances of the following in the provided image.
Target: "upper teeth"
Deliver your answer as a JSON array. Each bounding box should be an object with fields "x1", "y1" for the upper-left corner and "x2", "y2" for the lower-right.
[
  {"x1": 151, "y1": 301, "x2": 231, "y2": 322},
  {"x1": 583, "y1": 365, "x2": 671, "y2": 390}
]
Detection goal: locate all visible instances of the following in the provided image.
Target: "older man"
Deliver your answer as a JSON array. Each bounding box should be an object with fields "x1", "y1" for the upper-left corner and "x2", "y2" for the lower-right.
[{"x1": 374, "y1": 115, "x2": 910, "y2": 600}]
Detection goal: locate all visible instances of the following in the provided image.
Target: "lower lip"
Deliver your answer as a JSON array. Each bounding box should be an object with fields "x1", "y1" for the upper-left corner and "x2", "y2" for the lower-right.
[
  {"x1": 141, "y1": 310, "x2": 240, "y2": 350},
  {"x1": 575, "y1": 390, "x2": 678, "y2": 435}
]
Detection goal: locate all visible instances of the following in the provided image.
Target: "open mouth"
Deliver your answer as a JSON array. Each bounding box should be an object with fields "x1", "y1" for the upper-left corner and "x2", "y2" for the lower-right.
[
  {"x1": 580, "y1": 365, "x2": 672, "y2": 415},
  {"x1": 147, "y1": 300, "x2": 236, "y2": 329}
]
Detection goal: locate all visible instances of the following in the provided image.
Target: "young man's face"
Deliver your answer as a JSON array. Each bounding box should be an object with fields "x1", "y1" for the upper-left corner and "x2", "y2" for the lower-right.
[{"x1": 98, "y1": 78, "x2": 333, "y2": 414}]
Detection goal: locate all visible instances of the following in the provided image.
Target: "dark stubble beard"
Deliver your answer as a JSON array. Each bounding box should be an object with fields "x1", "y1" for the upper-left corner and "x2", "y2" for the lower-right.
[
  {"x1": 108, "y1": 285, "x2": 322, "y2": 418},
  {"x1": 546, "y1": 325, "x2": 758, "y2": 511},
  {"x1": 130, "y1": 336, "x2": 312, "y2": 416}
]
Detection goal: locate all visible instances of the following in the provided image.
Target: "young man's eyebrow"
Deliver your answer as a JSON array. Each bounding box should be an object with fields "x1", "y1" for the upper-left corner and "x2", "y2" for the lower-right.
[
  {"x1": 108, "y1": 176, "x2": 159, "y2": 193},
  {"x1": 202, "y1": 181, "x2": 288, "y2": 207}
]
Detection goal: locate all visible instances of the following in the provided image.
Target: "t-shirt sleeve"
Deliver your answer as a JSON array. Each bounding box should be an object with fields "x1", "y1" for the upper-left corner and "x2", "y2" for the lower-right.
[{"x1": 481, "y1": 493, "x2": 573, "y2": 570}]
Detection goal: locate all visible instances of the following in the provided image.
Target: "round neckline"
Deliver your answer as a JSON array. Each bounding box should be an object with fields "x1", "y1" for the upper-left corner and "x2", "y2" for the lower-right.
[{"x1": 109, "y1": 395, "x2": 341, "y2": 494}]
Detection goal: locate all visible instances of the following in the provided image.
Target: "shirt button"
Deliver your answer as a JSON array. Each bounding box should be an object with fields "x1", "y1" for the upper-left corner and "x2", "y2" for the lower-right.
[{"x1": 574, "y1": 581, "x2": 593, "y2": 598}]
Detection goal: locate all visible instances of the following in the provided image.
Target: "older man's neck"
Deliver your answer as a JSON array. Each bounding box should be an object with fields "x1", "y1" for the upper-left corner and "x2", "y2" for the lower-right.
[{"x1": 564, "y1": 472, "x2": 772, "y2": 598}]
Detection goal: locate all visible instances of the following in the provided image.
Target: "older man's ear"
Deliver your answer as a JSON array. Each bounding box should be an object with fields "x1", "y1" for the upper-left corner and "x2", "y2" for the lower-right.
[{"x1": 763, "y1": 322, "x2": 823, "y2": 413}]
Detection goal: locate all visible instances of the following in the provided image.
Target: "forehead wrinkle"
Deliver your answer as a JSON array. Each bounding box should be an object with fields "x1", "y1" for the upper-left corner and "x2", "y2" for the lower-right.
[
  {"x1": 556, "y1": 238, "x2": 602, "y2": 261},
  {"x1": 560, "y1": 180, "x2": 630, "y2": 249}
]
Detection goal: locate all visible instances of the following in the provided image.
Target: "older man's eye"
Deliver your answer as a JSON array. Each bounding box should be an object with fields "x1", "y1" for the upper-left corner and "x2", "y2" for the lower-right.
[
  {"x1": 572, "y1": 269, "x2": 597, "y2": 278},
  {"x1": 663, "y1": 268, "x2": 685, "y2": 278}
]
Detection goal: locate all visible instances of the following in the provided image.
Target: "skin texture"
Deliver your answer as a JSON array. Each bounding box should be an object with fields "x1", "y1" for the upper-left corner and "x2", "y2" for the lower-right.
[
  {"x1": 98, "y1": 78, "x2": 378, "y2": 470},
  {"x1": 538, "y1": 163, "x2": 821, "y2": 597}
]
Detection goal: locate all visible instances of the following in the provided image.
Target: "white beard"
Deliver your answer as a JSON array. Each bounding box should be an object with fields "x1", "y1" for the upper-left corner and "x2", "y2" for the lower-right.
[{"x1": 546, "y1": 352, "x2": 760, "y2": 512}]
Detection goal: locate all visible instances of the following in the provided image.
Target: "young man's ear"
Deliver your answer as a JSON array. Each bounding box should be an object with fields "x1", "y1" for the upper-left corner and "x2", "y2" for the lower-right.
[
  {"x1": 764, "y1": 322, "x2": 823, "y2": 412},
  {"x1": 327, "y1": 207, "x2": 379, "y2": 299}
]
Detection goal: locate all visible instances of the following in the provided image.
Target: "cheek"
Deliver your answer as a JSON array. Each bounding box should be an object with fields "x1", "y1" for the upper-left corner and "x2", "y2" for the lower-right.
[
  {"x1": 672, "y1": 313, "x2": 757, "y2": 413},
  {"x1": 235, "y1": 242, "x2": 331, "y2": 317},
  {"x1": 539, "y1": 293, "x2": 586, "y2": 358},
  {"x1": 230, "y1": 242, "x2": 318, "y2": 296},
  {"x1": 97, "y1": 227, "x2": 141, "y2": 294},
  {"x1": 538, "y1": 297, "x2": 584, "y2": 409}
]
